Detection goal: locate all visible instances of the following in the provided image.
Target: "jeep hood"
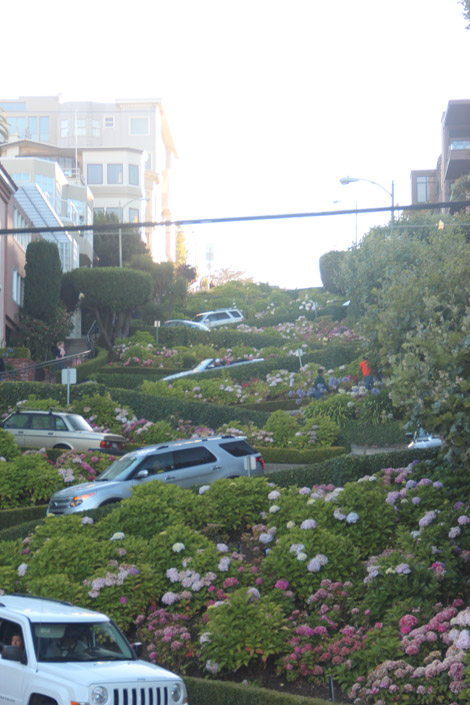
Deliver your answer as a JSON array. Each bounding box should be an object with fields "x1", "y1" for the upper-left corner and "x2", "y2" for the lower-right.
[{"x1": 37, "y1": 659, "x2": 180, "y2": 685}]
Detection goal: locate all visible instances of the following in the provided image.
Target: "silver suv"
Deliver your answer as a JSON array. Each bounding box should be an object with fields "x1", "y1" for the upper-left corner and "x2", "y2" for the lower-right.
[
  {"x1": 48, "y1": 435, "x2": 264, "y2": 515},
  {"x1": 0, "y1": 409, "x2": 126, "y2": 453},
  {"x1": 0, "y1": 594, "x2": 187, "y2": 705},
  {"x1": 192, "y1": 308, "x2": 244, "y2": 328}
]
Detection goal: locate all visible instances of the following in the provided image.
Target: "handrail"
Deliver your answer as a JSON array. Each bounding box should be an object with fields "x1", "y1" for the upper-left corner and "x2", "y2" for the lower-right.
[{"x1": 1, "y1": 349, "x2": 93, "y2": 381}]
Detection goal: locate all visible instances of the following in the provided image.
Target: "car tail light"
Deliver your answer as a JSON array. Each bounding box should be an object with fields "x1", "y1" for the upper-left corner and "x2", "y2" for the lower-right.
[
  {"x1": 100, "y1": 440, "x2": 112, "y2": 449},
  {"x1": 257, "y1": 456, "x2": 265, "y2": 471}
]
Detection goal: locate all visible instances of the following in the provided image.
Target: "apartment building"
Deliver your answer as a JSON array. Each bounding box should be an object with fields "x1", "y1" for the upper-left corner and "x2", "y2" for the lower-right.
[
  {"x1": 0, "y1": 95, "x2": 178, "y2": 261},
  {"x1": 411, "y1": 99, "x2": 470, "y2": 206},
  {"x1": 0, "y1": 163, "x2": 39, "y2": 344}
]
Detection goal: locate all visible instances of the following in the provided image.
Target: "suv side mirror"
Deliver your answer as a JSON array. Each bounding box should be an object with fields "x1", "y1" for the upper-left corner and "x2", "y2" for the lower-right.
[
  {"x1": 135, "y1": 469, "x2": 149, "y2": 479},
  {"x1": 405, "y1": 432, "x2": 414, "y2": 439},
  {"x1": 131, "y1": 642, "x2": 143, "y2": 657}
]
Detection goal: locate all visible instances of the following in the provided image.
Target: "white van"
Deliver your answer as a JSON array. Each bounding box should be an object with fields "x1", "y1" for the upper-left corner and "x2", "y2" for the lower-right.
[{"x1": 192, "y1": 308, "x2": 244, "y2": 328}]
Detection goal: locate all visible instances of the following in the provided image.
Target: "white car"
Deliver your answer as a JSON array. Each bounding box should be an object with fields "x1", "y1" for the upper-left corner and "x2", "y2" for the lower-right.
[
  {"x1": 162, "y1": 356, "x2": 264, "y2": 381},
  {"x1": 407, "y1": 428, "x2": 442, "y2": 450},
  {"x1": 0, "y1": 409, "x2": 126, "y2": 453},
  {"x1": 0, "y1": 594, "x2": 187, "y2": 705}
]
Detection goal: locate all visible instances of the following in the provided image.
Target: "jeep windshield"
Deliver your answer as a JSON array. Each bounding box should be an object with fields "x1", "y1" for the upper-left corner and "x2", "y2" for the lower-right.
[{"x1": 33, "y1": 621, "x2": 135, "y2": 662}]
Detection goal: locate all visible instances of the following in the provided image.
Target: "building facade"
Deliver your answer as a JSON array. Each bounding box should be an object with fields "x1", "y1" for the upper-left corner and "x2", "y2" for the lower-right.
[
  {"x1": 411, "y1": 99, "x2": 470, "y2": 206},
  {"x1": 0, "y1": 95, "x2": 178, "y2": 261}
]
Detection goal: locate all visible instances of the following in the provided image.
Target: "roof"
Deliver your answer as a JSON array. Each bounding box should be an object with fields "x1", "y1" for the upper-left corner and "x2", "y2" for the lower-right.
[
  {"x1": 14, "y1": 183, "x2": 73, "y2": 244},
  {"x1": 0, "y1": 595, "x2": 108, "y2": 622}
]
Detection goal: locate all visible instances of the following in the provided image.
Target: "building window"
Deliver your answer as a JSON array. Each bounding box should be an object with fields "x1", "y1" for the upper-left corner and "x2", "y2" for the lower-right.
[
  {"x1": 129, "y1": 164, "x2": 139, "y2": 186},
  {"x1": 87, "y1": 164, "x2": 103, "y2": 184},
  {"x1": 0, "y1": 102, "x2": 26, "y2": 111},
  {"x1": 450, "y1": 139, "x2": 470, "y2": 150},
  {"x1": 129, "y1": 207, "x2": 139, "y2": 223},
  {"x1": 75, "y1": 118, "x2": 86, "y2": 136},
  {"x1": 416, "y1": 175, "x2": 433, "y2": 203},
  {"x1": 28, "y1": 117, "x2": 38, "y2": 140},
  {"x1": 12, "y1": 269, "x2": 23, "y2": 306},
  {"x1": 39, "y1": 116, "x2": 49, "y2": 141},
  {"x1": 107, "y1": 207, "x2": 120, "y2": 218},
  {"x1": 60, "y1": 119, "x2": 69, "y2": 138},
  {"x1": 7, "y1": 117, "x2": 26, "y2": 138},
  {"x1": 107, "y1": 164, "x2": 123, "y2": 184},
  {"x1": 104, "y1": 116, "x2": 114, "y2": 128},
  {"x1": 130, "y1": 117, "x2": 149, "y2": 135},
  {"x1": 93, "y1": 207, "x2": 105, "y2": 218}
]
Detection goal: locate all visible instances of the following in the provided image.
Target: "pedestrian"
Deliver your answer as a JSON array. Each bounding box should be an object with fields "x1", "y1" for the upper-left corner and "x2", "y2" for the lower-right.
[
  {"x1": 359, "y1": 356, "x2": 373, "y2": 390},
  {"x1": 54, "y1": 341, "x2": 66, "y2": 369},
  {"x1": 312, "y1": 368, "x2": 328, "y2": 400}
]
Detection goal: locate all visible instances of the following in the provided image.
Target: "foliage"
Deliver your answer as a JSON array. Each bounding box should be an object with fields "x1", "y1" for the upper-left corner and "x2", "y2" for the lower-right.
[
  {"x1": 0, "y1": 427, "x2": 21, "y2": 460},
  {"x1": 15, "y1": 308, "x2": 73, "y2": 362},
  {"x1": 93, "y1": 211, "x2": 149, "y2": 267},
  {"x1": 319, "y1": 250, "x2": 347, "y2": 294},
  {"x1": 23, "y1": 240, "x2": 62, "y2": 323},
  {"x1": 71, "y1": 267, "x2": 153, "y2": 349}
]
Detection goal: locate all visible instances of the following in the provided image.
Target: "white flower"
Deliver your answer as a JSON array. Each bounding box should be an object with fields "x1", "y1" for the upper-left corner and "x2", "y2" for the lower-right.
[
  {"x1": 199, "y1": 485, "x2": 210, "y2": 495},
  {"x1": 269, "y1": 505, "x2": 280, "y2": 513},
  {"x1": 286, "y1": 521, "x2": 295, "y2": 529},
  {"x1": 172, "y1": 542, "x2": 186, "y2": 553},
  {"x1": 17, "y1": 563, "x2": 28, "y2": 576},
  {"x1": 110, "y1": 532, "x2": 125, "y2": 541},
  {"x1": 297, "y1": 552, "x2": 308, "y2": 561}
]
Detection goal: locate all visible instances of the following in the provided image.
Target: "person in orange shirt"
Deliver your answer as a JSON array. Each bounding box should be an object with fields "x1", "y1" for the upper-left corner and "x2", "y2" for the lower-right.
[{"x1": 359, "y1": 356, "x2": 373, "y2": 390}]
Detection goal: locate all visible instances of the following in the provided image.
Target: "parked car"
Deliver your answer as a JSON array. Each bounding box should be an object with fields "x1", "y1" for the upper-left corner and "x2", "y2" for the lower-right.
[
  {"x1": 406, "y1": 427, "x2": 443, "y2": 450},
  {"x1": 162, "y1": 319, "x2": 210, "y2": 332},
  {"x1": 0, "y1": 594, "x2": 187, "y2": 705},
  {"x1": 162, "y1": 356, "x2": 264, "y2": 381},
  {"x1": 47, "y1": 435, "x2": 264, "y2": 515},
  {"x1": 0, "y1": 409, "x2": 126, "y2": 453},
  {"x1": 192, "y1": 308, "x2": 244, "y2": 328}
]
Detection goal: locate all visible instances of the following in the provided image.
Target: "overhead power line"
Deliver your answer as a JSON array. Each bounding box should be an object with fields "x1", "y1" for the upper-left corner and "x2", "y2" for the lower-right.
[{"x1": 0, "y1": 199, "x2": 469, "y2": 236}]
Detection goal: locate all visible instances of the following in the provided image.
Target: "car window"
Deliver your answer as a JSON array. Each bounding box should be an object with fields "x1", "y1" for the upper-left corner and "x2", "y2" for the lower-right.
[
  {"x1": 3, "y1": 413, "x2": 30, "y2": 429},
  {"x1": 173, "y1": 447, "x2": 217, "y2": 469},
  {"x1": 229, "y1": 310, "x2": 242, "y2": 318},
  {"x1": 192, "y1": 314, "x2": 205, "y2": 323},
  {"x1": 54, "y1": 417, "x2": 68, "y2": 431},
  {"x1": 30, "y1": 415, "x2": 54, "y2": 430},
  {"x1": 219, "y1": 439, "x2": 257, "y2": 457},
  {"x1": 66, "y1": 415, "x2": 94, "y2": 432},
  {"x1": 139, "y1": 452, "x2": 174, "y2": 475},
  {"x1": 215, "y1": 312, "x2": 230, "y2": 321},
  {"x1": 0, "y1": 618, "x2": 26, "y2": 658}
]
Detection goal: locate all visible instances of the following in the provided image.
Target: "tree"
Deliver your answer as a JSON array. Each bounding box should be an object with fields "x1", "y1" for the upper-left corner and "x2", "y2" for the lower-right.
[
  {"x1": 460, "y1": 0, "x2": 470, "y2": 28},
  {"x1": 319, "y1": 250, "x2": 347, "y2": 294},
  {"x1": 93, "y1": 212, "x2": 149, "y2": 267},
  {"x1": 71, "y1": 268, "x2": 153, "y2": 350},
  {"x1": 23, "y1": 240, "x2": 62, "y2": 322}
]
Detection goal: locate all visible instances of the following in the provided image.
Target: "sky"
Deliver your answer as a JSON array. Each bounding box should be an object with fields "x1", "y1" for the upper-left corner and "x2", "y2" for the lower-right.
[{"x1": 2, "y1": 0, "x2": 469, "y2": 288}]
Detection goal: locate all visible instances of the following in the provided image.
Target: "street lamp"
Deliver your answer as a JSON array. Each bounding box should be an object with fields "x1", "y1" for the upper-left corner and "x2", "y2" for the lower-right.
[{"x1": 340, "y1": 176, "x2": 395, "y2": 235}]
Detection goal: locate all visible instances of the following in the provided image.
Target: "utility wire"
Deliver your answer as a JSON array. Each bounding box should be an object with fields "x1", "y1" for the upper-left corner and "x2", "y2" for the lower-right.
[{"x1": 0, "y1": 199, "x2": 469, "y2": 236}]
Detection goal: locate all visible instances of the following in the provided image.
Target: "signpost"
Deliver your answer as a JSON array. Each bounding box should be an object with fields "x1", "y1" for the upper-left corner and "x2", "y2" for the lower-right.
[
  {"x1": 154, "y1": 320, "x2": 160, "y2": 345},
  {"x1": 295, "y1": 348, "x2": 304, "y2": 368},
  {"x1": 61, "y1": 368, "x2": 77, "y2": 404}
]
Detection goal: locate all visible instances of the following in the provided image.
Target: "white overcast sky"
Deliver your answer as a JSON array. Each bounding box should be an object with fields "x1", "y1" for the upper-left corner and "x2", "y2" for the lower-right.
[{"x1": 2, "y1": 0, "x2": 469, "y2": 288}]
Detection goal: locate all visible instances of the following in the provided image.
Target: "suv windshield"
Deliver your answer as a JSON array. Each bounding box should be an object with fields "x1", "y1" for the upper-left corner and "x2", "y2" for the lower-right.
[
  {"x1": 98, "y1": 454, "x2": 140, "y2": 481},
  {"x1": 32, "y1": 621, "x2": 134, "y2": 662}
]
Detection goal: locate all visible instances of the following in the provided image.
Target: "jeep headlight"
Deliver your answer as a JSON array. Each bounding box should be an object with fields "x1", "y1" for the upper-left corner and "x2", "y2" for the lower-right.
[
  {"x1": 91, "y1": 686, "x2": 108, "y2": 705},
  {"x1": 171, "y1": 682, "x2": 183, "y2": 702}
]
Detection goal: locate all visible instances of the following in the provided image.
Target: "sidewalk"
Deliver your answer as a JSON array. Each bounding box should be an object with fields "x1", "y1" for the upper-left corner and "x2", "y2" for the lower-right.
[{"x1": 350, "y1": 444, "x2": 408, "y2": 455}]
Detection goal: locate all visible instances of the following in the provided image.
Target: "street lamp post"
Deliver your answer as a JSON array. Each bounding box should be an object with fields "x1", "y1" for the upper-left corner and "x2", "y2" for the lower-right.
[{"x1": 340, "y1": 176, "x2": 395, "y2": 236}]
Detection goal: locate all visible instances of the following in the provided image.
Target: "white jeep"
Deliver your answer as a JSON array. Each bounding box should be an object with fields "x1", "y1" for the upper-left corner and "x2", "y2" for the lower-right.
[{"x1": 0, "y1": 594, "x2": 188, "y2": 705}]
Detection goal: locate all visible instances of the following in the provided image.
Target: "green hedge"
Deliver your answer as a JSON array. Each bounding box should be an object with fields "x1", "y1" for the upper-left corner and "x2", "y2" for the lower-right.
[
  {"x1": 0, "y1": 380, "x2": 108, "y2": 413},
  {"x1": 0, "y1": 347, "x2": 31, "y2": 359},
  {"x1": 108, "y1": 388, "x2": 270, "y2": 428},
  {"x1": 0, "y1": 505, "x2": 47, "y2": 533},
  {"x1": 74, "y1": 346, "x2": 109, "y2": 382},
  {"x1": 268, "y1": 448, "x2": 440, "y2": 488},
  {"x1": 259, "y1": 446, "x2": 346, "y2": 464},
  {"x1": 185, "y1": 676, "x2": 332, "y2": 705}
]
